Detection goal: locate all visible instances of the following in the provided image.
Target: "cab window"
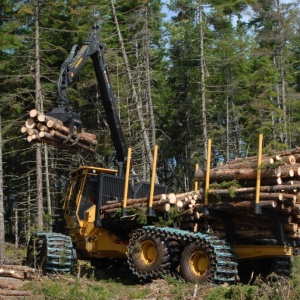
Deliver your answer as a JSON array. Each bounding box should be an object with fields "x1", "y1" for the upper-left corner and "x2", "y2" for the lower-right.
[
  {"x1": 67, "y1": 176, "x2": 83, "y2": 217},
  {"x1": 78, "y1": 175, "x2": 97, "y2": 220}
]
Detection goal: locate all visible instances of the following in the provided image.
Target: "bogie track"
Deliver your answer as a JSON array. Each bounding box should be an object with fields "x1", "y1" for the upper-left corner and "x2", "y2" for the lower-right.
[
  {"x1": 27, "y1": 232, "x2": 74, "y2": 273},
  {"x1": 238, "y1": 256, "x2": 292, "y2": 283},
  {"x1": 127, "y1": 226, "x2": 238, "y2": 284}
]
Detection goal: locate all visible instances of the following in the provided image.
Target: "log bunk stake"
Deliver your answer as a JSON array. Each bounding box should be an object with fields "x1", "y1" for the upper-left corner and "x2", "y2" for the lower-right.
[{"x1": 21, "y1": 109, "x2": 98, "y2": 153}]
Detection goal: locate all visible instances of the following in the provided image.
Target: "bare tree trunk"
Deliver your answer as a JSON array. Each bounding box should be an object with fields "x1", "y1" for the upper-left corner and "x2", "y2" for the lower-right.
[
  {"x1": 279, "y1": 47, "x2": 287, "y2": 144},
  {"x1": 15, "y1": 209, "x2": 18, "y2": 249},
  {"x1": 36, "y1": 149, "x2": 43, "y2": 229},
  {"x1": 0, "y1": 114, "x2": 5, "y2": 263},
  {"x1": 226, "y1": 95, "x2": 229, "y2": 161},
  {"x1": 35, "y1": 0, "x2": 43, "y2": 229},
  {"x1": 198, "y1": 1, "x2": 207, "y2": 160},
  {"x1": 276, "y1": 0, "x2": 287, "y2": 145},
  {"x1": 144, "y1": 11, "x2": 156, "y2": 148},
  {"x1": 271, "y1": 100, "x2": 276, "y2": 142},
  {"x1": 110, "y1": 0, "x2": 153, "y2": 170},
  {"x1": 44, "y1": 145, "x2": 52, "y2": 231},
  {"x1": 26, "y1": 175, "x2": 31, "y2": 244}
]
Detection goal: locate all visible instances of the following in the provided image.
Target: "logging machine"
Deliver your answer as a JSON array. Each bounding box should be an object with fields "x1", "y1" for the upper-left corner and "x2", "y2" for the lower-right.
[{"x1": 27, "y1": 23, "x2": 299, "y2": 285}]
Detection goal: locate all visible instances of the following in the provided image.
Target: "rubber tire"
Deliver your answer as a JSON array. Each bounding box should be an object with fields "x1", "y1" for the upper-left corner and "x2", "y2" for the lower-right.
[
  {"x1": 167, "y1": 239, "x2": 181, "y2": 271},
  {"x1": 27, "y1": 236, "x2": 37, "y2": 268},
  {"x1": 27, "y1": 235, "x2": 46, "y2": 271},
  {"x1": 238, "y1": 257, "x2": 292, "y2": 283},
  {"x1": 130, "y1": 234, "x2": 170, "y2": 275},
  {"x1": 180, "y1": 242, "x2": 215, "y2": 283},
  {"x1": 70, "y1": 249, "x2": 79, "y2": 275},
  {"x1": 36, "y1": 238, "x2": 48, "y2": 272},
  {"x1": 273, "y1": 256, "x2": 292, "y2": 277}
]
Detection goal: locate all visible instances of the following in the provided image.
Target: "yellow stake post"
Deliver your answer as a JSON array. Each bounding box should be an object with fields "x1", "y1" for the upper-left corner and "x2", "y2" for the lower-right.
[
  {"x1": 147, "y1": 145, "x2": 158, "y2": 217},
  {"x1": 121, "y1": 147, "x2": 132, "y2": 217},
  {"x1": 204, "y1": 139, "x2": 212, "y2": 215},
  {"x1": 194, "y1": 163, "x2": 199, "y2": 192},
  {"x1": 254, "y1": 134, "x2": 263, "y2": 214}
]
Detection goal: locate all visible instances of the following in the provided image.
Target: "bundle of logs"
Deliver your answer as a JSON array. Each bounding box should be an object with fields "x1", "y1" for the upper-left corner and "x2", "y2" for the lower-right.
[
  {"x1": 99, "y1": 147, "x2": 300, "y2": 241},
  {"x1": 194, "y1": 147, "x2": 300, "y2": 240},
  {"x1": 0, "y1": 264, "x2": 36, "y2": 297},
  {"x1": 21, "y1": 109, "x2": 98, "y2": 153},
  {"x1": 99, "y1": 190, "x2": 203, "y2": 231},
  {"x1": 0, "y1": 265, "x2": 36, "y2": 280}
]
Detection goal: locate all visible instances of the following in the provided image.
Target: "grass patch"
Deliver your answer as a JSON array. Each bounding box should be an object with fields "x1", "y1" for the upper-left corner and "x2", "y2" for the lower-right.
[
  {"x1": 204, "y1": 275, "x2": 300, "y2": 300},
  {"x1": 5, "y1": 242, "x2": 26, "y2": 263},
  {"x1": 7, "y1": 243, "x2": 300, "y2": 299},
  {"x1": 23, "y1": 277, "x2": 114, "y2": 300},
  {"x1": 20, "y1": 258, "x2": 300, "y2": 300}
]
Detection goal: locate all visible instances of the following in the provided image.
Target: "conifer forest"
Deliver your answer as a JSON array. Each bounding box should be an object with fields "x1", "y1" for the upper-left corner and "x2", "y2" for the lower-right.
[{"x1": 1, "y1": 0, "x2": 300, "y2": 255}]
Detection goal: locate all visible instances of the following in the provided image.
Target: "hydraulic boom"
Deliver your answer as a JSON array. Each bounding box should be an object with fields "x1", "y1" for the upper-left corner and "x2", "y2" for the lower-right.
[{"x1": 47, "y1": 23, "x2": 127, "y2": 171}]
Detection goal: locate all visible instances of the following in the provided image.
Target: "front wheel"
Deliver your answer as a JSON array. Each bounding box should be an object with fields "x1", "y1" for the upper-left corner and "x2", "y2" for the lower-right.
[{"x1": 180, "y1": 242, "x2": 216, "y2": 283}]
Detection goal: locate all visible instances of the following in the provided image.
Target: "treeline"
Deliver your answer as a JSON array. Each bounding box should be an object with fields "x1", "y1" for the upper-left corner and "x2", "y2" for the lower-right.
[{"x1": 0, "y1": 0, "x2": 300, "y2": 244}]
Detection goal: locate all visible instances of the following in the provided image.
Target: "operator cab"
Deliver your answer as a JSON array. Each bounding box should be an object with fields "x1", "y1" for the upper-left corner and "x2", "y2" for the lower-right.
[
  {"x1": 64, "y1": 166, "x2": 168, "y2": 230},
  {"x1": 64, "y1": 166, "x2": 118, "y2": 225}
]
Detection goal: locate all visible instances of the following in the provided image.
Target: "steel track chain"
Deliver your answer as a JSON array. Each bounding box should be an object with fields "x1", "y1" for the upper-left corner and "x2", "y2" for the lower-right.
[
  {"x1": 127, "y1": 226, "x2": 238, "y2": 284},
  {"x1": 273, "y1": 256, "x2": 292, "y2": 278},
  {"x1": 36, "y1": 232, "x2": 74, "y2": 272}
]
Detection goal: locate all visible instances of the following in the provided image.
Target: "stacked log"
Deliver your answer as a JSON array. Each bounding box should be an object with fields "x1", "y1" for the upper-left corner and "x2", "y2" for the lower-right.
[
  {"x1": 100, "y1": 191, "x2": 204, "y2": 229},
  {"x1": 0, "y1": 265, "x2": 36, "y2": 297},
  {"x1": 193, "y1": 148, "x2": 300, "y2": 240},
  {"x1": 0, "y1": 265, "x2": 36, "y2": 280},
  {"x1": 100, "y1": 192, "x2": 198, "y2": 214},
  {"x1": 99, "y1": 147, "x2": 300, "y2": 241},
  {"x1": 21, "y1": 109, "x2": 98, "y2": 153}
]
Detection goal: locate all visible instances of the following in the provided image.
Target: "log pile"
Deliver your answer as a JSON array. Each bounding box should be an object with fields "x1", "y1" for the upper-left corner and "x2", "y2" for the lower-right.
[
  {"x1": 100, "y1": 191, "x2": 200, "y2": 214},
  {"x1": 99, "y1": 147, "x2": 300, "y2": 242},
  {"x1": 98, "y1": 190, "x2": 221, "y2": 234},
  {"x1": 0, "y1": 264, "x2": 36, "y2": 280},
  {"x1": 0, "y1": 264, "x2": 36, "y2": 297},
  {"x1": 194, "y1": 147, "x2": 300, "y2": 240},
  {"x1": 21, "y1": 109, "x2": 98, "y2": 153}
]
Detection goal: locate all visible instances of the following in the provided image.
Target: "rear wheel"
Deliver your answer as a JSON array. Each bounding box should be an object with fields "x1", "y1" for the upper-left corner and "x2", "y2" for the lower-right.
[
  {"x1": 180, "y1": 242, "x2": 215, "y2": 283},
  {"x1": 238, "y1": 256, "x2": 292, "y2": 283},
  {"x1": 27, "y1": 234, "x2": 47, "y2": 271},
  {"x1": 273, "y1": 256, "x2": 292, "y2": 278},
  {"x1": 70, "y1": 249, "x2": 79, "y2": 275}
]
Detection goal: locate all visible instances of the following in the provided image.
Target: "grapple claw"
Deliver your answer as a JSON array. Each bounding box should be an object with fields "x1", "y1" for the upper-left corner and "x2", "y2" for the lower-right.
[{"x1": 46, "y1": 106, "x2": 82, "y2": 140}]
